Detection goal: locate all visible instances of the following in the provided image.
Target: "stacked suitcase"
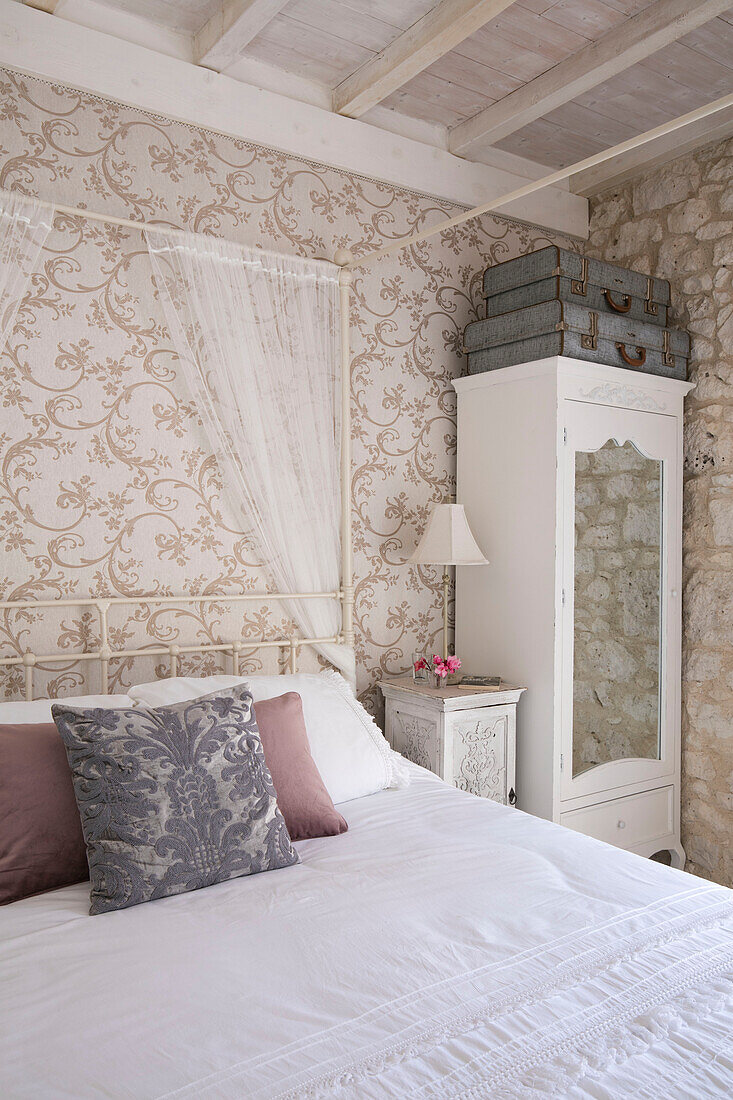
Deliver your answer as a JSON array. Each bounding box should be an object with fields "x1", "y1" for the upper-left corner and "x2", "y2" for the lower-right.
[{"x1": 463, "y1": 246, "x2": 689, "y2": 381}]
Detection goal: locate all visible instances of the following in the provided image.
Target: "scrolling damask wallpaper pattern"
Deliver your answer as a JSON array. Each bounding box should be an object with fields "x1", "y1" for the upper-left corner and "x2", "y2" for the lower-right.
[{"x1": 0, "y1": 69, "x2": 569, "y2": 709}]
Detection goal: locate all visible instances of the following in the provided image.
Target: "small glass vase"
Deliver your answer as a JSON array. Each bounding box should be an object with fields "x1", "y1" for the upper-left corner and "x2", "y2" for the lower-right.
[
  {"x1": 412, "y1": 653, "x2": 430, "y2": 684},
  {"x1": 431, "y1": 659, "x2": 462, "y2": 689}
]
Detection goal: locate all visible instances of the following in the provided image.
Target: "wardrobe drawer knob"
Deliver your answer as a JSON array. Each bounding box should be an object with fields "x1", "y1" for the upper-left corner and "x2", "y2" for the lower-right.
[{"x1": 617, "y1": 819, "x2": 626, "y2": 830}]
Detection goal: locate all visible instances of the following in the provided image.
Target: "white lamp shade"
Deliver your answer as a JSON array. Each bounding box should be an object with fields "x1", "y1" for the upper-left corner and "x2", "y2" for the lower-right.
[{"x1": 409, "y1": 503, "x2": 488, "y2": 566}]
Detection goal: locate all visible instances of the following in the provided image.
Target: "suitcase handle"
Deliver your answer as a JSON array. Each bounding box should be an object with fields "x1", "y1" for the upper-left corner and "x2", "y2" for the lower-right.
[
  {"x1": 604, "y1": 289, "x2": 632, "y2": 313},
  {"x1": 616, "y1": 342, "x2": 646, "y2": 367}
]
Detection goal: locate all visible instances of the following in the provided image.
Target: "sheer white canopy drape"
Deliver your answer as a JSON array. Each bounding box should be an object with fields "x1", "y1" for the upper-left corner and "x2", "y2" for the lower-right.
[
  {"x1": 0, "y1": 193, "x2": 53, "y2": 346},
  {"x1": 146, "y1": 232, "x2": 354, "y2": 682}
]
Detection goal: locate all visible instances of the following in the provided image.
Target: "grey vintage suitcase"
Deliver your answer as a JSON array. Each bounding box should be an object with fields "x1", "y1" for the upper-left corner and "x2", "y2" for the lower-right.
[
  {"x1": 483, "y1": 246, "x2": 670, "y2": 328},
  {"x1": 464, "y1": 300, "x2": 689, "y2": 380}
]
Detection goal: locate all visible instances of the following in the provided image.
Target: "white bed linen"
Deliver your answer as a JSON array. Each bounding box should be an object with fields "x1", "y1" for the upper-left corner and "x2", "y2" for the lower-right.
[
  {"x1": 0, "y1": 695, "x2": 135, "y2": 724},
  {"x1": 1, "y1": 765, "x2": 731, "y2": 1099},
  {"x1": 126, "y1": 673, "x2": 403, "y2": 804}
]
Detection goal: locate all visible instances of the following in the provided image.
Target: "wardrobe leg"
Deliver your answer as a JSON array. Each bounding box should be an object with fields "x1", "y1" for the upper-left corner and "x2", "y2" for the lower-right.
[{"x1": 668, "y1": 843, "x2": 686, "y2": 870}]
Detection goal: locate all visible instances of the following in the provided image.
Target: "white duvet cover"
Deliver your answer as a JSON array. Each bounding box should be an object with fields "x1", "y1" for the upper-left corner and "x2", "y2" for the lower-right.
[{"x1": 1, "y1": 765, "x2": 731, "y2": 1099}]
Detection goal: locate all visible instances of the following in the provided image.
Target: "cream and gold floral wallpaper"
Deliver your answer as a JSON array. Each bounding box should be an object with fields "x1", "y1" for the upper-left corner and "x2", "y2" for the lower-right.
[{"x1": 0, "y1": 68, "x2": 569, "y2": 711}]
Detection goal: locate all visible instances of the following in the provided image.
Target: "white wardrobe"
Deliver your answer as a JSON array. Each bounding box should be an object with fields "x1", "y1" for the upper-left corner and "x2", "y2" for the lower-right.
[{"x1": 454, "y1": 357, "x2": 693, "y2": 866}]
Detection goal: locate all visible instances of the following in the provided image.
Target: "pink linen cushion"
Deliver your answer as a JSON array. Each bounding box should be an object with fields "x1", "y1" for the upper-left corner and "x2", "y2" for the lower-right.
[
  {"x1": 0, "y1": 722, "x2": 88, "y2": 905},
  {"x1": 254, "y1": 692, "x2": 347, "y2": 841}
]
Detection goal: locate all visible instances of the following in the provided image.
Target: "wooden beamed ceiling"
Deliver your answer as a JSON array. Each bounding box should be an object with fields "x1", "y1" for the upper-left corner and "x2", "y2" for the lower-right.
[
  {"x1": 16, "y1": 0, "x2": 733, "y2": 195},
  {"x1": 194, "y1": 1, "x2": 290, "y2": 70},
  {"x1": 449, "y1": 0, "x2": 733, "y2": 155},
  {"x1": 332, "y1": 0, "x2": 516, "y2": 118}
]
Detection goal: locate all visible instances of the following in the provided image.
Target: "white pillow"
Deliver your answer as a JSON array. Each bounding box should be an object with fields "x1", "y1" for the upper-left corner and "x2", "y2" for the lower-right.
[
  {"x1": 127, "y1": 671, "x2": 405, "y2": 805},
  {"x1": 0, "y1": 694, "x2": 136, "y2": 724}
]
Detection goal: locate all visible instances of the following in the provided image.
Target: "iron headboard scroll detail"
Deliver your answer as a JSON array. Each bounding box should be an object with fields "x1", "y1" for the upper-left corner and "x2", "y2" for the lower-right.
[{"x1": 0, "y1": 590, "x2": 345, "y2": 702}]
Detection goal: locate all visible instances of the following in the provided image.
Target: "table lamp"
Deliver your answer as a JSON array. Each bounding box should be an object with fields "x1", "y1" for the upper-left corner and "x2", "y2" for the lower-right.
[{"x1": 409, "y1": 503, "x2": 489, "y2": 661}]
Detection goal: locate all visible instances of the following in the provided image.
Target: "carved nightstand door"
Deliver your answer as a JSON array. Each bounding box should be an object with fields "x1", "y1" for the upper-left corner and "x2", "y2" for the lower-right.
[{"x1": 379, "y1": 678, "x2": 526, "y2": 807}]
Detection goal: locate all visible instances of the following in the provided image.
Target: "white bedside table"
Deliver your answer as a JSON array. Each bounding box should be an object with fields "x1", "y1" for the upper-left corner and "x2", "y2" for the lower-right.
[{"x1": 379, "y1": 678, "x2": 526, "y2": 807}]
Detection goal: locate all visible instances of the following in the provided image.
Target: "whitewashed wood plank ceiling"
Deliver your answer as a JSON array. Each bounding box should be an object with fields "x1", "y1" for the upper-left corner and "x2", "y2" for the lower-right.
[{"x1": 14, "y1": 0, "x2": 733, "y2": 194}]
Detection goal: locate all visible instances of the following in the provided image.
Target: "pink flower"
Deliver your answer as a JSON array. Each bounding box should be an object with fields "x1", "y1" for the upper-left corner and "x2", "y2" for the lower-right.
[{"x1": 432, "y1": 654, "x2": 461, "y2": 678}]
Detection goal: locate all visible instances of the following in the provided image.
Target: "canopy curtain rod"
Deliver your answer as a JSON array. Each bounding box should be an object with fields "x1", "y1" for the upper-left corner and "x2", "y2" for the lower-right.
[
  {"x1": 4, "y1": 196, "x2": 341, "y2": 271},
  {"x1": 1, "y1": 91, "x2": 731, "y2": 271},
  {"x1": 345, "y1": 91, "x2": 733, "y2": 270}
]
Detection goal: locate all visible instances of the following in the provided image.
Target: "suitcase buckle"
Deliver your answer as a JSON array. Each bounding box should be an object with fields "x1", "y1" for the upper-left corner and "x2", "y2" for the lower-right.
[
  {"x1": 663, "y1": 329, "x2": 675, "y2": 367},
  {"x1": 581, "y1": 310, "x2": 598, "y2": 351},
  {"x1": 571, "y1": 257, "x2": 588, "y2": 296},
  {"x1": 645, "y1": 276, "x2": 658, "y2": 316}
]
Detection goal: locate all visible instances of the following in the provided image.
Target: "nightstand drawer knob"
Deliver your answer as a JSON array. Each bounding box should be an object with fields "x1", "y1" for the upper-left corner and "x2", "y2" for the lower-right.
[{"x1": 617, "y1": 819, "x2": 626, "y2": 830}]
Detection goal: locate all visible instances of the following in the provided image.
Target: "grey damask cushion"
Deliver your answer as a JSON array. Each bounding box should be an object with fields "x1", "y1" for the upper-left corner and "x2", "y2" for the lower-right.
[{"x1": 52, "y1": 685, "x2": 299, "y2": 915}]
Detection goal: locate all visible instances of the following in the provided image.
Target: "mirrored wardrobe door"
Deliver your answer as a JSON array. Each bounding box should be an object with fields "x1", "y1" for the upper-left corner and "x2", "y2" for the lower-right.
[
  {"x1": 572, "y1": 438, "x2": 663, "y2": 778},
  {"x1": 560, "y1": 402, "x2": 679, "y2": 801}
]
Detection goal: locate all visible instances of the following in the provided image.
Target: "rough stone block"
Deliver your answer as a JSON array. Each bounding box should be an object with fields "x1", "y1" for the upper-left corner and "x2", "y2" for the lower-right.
[
  {"x1": 633, "y1": 168, "x2": 699, "y2": 216},
  {"x1": 587, "y1": 134, "x2": 733, "y2": 888}
]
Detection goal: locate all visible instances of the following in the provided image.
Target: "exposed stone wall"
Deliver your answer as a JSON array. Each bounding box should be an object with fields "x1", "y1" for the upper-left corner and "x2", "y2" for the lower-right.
[
  {"x1": 573, "y1": 441, "x2": 661, "y2": 778},
  {"x1": 587, "y1": 137, "x2": 733, "y2": 887}
]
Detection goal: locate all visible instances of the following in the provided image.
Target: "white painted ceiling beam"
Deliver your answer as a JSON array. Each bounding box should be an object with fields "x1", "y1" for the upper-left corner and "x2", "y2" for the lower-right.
[
  {"x1": 571, "y1": 102, "x2": 733, "y2": 196},
  {"x1": 449, "y1": 0, "x2": 733, "y2": 156},
  {"x1": 51, "y1": 0, "x2": 193, "y2": 60},
  {"x1": 0, "y1": 2, "x2": 588, "y2": 238},
  {"x1": 194, "y1": 0, "x2": 290, "y2": 72},
  {"x1": 333, "y1": 0, "x2": 516, "y2": 119}
]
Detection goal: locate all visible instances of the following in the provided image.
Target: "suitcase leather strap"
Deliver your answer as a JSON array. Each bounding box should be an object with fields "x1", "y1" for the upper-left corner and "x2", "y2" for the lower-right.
[
  {"x1": 663, "y1": 329, "x2": 675, "y2": 366},
  {"x1": 580, "y1": 309, "x2": 598, "y2": 351},
  {"x1": 645, "y1": 276, "x2": 659, "y2": 316},
  {"x1": 571, "y1": 257, "x2": 588, "y2": 296}
]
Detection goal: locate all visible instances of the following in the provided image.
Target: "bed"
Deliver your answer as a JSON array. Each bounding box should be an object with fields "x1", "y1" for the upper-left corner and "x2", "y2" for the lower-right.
[
  {"x1": 3, "y1": 184, "x2": 729, "y2": 1098},
  {"x1": 2, "y1": 756, "x2": 731, "y2": 1099}
]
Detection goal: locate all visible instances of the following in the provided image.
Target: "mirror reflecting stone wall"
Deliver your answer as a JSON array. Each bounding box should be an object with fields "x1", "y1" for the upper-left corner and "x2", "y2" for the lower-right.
[{"x1": 572, "y1": 440, "x2": 662, "y2": 777}]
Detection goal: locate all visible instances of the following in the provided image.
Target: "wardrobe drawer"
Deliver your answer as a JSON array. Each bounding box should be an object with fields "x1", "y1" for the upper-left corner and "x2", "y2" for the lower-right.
[{"x1": 560, "y1": 787, "x2": 674, "y2": 850}]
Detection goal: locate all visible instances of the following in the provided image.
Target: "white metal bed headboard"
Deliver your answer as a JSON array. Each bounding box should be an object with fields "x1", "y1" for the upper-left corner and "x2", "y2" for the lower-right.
[
  {"x1": 0, "y1": 590, "x2": 347, "y2": 701},
  {"x1": 0, "y1": 258, "x2": 356, "y2": 704}
]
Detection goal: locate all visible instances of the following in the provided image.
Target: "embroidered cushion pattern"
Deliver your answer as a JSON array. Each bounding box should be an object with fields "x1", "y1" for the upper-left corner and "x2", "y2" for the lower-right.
[{"x1": 52, "y1": 684, "x2": 299, "y2": 914}]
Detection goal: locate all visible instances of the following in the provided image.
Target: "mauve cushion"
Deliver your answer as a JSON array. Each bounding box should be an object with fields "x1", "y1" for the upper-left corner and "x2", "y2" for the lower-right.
[
  {"x1": 0, "y1": 723, "x2": 88, "y2": 905},
  {"x1": 254, "y1": 693, "x2": 348, "y2": 841}
]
